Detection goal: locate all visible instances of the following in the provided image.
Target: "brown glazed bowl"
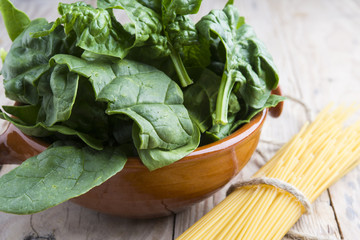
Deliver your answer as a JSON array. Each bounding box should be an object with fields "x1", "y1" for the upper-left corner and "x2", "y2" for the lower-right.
[{"x1": 0, "y1": 88, "x2": 283, "y2": 218}]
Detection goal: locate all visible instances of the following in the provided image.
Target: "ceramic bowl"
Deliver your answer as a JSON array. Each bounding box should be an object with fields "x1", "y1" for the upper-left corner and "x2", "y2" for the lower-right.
[{"x1": 0, "y1": 89, "x2": 283, "y2": 218}]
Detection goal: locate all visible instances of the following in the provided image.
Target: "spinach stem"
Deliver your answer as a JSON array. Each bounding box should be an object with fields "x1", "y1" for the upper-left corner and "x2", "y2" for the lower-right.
[
  {"x1": 169, "y1": 45, "x2": 193, "y2": 87},
  {"x1": 215, "y1": 72, "x2": 234, "y2": 125}
]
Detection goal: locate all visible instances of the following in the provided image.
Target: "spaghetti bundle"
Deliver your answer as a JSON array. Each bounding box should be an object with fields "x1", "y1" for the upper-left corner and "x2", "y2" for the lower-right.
[{"x1": 177, "y1": 105, "x2": 360, "y2": 240}]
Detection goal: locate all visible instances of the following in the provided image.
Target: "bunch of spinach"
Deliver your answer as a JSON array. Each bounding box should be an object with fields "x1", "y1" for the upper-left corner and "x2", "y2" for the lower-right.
[{"x1": 0, "y1": 0, "x2": 284, "y2": 214}]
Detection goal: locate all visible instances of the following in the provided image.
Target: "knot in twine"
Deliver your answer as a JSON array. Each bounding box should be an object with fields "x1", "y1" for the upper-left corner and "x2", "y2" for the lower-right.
[{"x1": 227, "y1": 177, "x2": 312, "y2": 214}]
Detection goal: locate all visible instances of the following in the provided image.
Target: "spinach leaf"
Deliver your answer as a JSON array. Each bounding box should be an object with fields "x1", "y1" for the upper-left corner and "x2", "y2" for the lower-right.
[
  {"x1": 162, "y1": 0, "x2": 202, "y2": 24},
  {"x1": 99, "y1": 0, "x2": 172, "y2": 61},
  {"x1": 184, "y1": 69, "x2": 219, "y2": 132},
  {"x1": 51, "y1": 55, "x2": 194, "y2": 151},
  {"x1": 132, "y1": 121, "x2": 200, "y2": 171},
  {"x1": 0, "y1": 0, "x2": 30, "y2": 41},
  {"x1": 184, "y1": 68, "x2": 242, "y2": 136},
  {"x1": 204, "y1": 114, "x2": 236, "y2": 143},
  {"x1": 204, "y1": 93, "x2": 240, "y2": 141},
  {"x1": 2, "y1": 104, "x2": 40, "y2": 125},
  {"x1": 98, "y1": 0, "x2": 164, "y2": 45},
  {"x1": 33, "y1": 2, "x2": 132, "y2": 59},
  {"x1": 97, "y1": 60, "x2": 194, "y2": 150},
  {"x1": 0, "y1": 108, "x2": 50, "y2": 137},
  {"x1": 37, "y1": 65, "x2": 79, "y2": 126},
  {"x1": 205, "y1": 95, "x2": 284, "y2": 142},
  {"x1": 2, "y1": 18, "x2": 70, "y2": 105},
  {"x1": 230, "y1": 94, "x2": 285, "y2": 132},
  {"x1": 182, "y1": 35, "x2": 211, "y2": 69},
  {"x1": 98, "y1": 0, "x2": 201, "y2": 87},
  {"x1": 50, "y1": 54, "x2": 115, "y2": 97},
  {"x1": 166, "y1": 15, "x2": 197, "y2": 51},
  {"x1": 1, "y1": 69, "x2": 108, "y2": 149},
  {"x1": 0, "y1": 144, "x2": 127, "y2": 214},
  {"x1": 197, "y1": 4, "x2": 279, "y2": 124},
  {"x1": 0, "y1": 109, "x2": 103, "y2": 150},
  {"x1": 62, "y1": 78, "x2": 109, "y2": 143}
]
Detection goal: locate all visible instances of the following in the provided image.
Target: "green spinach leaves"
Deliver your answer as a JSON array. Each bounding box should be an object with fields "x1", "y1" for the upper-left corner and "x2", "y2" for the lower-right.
[
  {"x1": 0, "y1": 0, "x2": 284, "y2": 214},
  {"x1": 197, "y1": 4, "x2": 279, "y2": 124},
  {"x1": 2, "y1": 18, "x2": 70, "y2": 105},
  {"x1": 0, "y1": 144, "x2": 127, "y2": 214}
]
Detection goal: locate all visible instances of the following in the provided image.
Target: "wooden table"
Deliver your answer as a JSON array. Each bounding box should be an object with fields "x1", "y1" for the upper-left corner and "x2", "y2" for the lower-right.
[{"x1": 1, "y1": 0, "x2": 360, "y2": 239}]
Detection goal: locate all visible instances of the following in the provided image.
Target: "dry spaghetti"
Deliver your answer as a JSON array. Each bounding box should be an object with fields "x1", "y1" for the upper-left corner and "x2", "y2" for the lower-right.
[{"x1": 177, "y1": 105, "x2": 360, "y2": 240}]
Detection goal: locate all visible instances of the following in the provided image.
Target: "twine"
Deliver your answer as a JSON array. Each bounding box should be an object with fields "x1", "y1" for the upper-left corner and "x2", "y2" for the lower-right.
[{"x1": 227, "y1": 177, "x2": 312, "y2": 214}]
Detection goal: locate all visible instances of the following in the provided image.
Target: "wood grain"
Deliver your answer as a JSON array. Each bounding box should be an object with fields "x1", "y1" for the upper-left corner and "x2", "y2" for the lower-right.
[{"x1": 1, "y1": 0, "x2": 360, "y2": 239}]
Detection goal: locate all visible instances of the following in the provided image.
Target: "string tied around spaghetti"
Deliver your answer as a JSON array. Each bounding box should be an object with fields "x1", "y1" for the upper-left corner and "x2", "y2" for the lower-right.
[{"x1": 227, "y1": 177, "x2": 312, "y2": 214}]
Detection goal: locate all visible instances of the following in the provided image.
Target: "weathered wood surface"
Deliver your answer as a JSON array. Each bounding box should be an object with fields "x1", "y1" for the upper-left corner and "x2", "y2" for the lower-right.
[{"x1": 1, "y1": 0, "x2": 360, "y2": 239}]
